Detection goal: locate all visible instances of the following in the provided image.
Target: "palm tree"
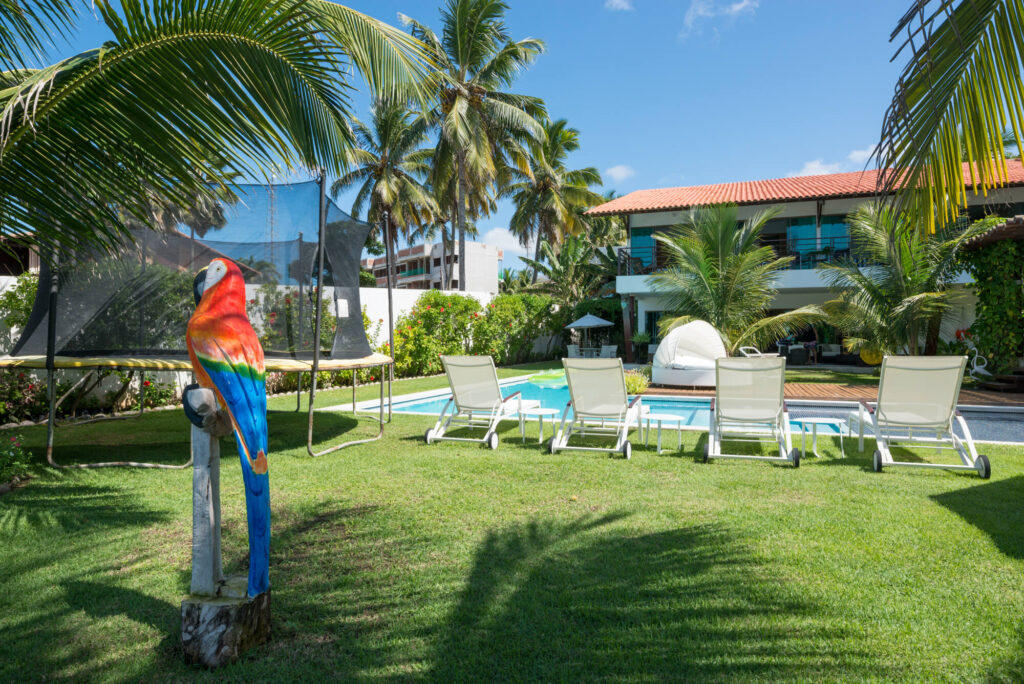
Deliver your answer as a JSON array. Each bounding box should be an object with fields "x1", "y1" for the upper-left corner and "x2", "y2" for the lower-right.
[
  {"x1": 520, "y1": 237, "x2": 603, "y2": 308},
  {"x1": 648, "y1": 204, "x2": 822, "y2": 354},
  {"x1": 402, "y1": 0, "x2": 545, "y2": 290},
  {"x1": 584, "y1": 190, "x2": 628, "y2": 247},
  {"x1": 498, "y1": 267, "x2": 530, "y2": 293},
  {"x1": 0, "y1": 0, "x2": 433, "y2": 257},
  {"x1": 508, "y1": 118, "x2": 605, "y2": 280},
  {"x1": 878, "y1": 1, "x2": 1024, "y2": 233},
  {"x1": 331, "y1": 98, "x2": 437, "y2": 286},
  {"x1": 821, "y1": 203, "x2": 989, "y2": 356}
]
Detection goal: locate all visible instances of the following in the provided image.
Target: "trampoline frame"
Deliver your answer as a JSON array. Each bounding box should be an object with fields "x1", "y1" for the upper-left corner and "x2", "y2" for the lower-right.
[{"x1": 0, "y1": 173, "x2": 395, "y2": 469}]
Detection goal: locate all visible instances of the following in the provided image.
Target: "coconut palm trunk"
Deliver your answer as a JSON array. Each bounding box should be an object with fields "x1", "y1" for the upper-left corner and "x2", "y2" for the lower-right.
[
  {"x1": 457, "y1": 156, "x2": 469, "y2": 291},
  {"x1": 383, "y1": 209, "x2": 398, "y2": 288}
]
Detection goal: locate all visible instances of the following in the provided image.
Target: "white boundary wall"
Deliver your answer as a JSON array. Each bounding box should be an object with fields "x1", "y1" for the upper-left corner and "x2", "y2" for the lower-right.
[{"x1": 358, "y1": 287, "x2": 495, "y2": 332}]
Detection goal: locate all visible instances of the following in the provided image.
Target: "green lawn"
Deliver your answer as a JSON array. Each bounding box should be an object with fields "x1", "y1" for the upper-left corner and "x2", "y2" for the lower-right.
[{"x1": 2, "y1": 381, "x2": 1024, "y2": 681}]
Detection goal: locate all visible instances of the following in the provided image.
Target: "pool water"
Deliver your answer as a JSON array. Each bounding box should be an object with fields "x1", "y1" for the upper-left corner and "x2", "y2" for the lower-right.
[{"x1": 378, "y1": 378, "x2": 1024, "y2": 443}]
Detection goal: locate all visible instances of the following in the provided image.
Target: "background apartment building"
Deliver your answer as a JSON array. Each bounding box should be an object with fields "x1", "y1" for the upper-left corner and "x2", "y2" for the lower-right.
[{"x1": 361, "y1": 241, "x2": 503, "y2": 292}]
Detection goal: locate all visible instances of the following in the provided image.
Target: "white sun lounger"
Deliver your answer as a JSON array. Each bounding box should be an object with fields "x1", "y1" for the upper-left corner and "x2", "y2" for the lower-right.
[
  {"x1": 549, "y1": 358, "x2": 642, "y2": 459},
  {"x1": 705, "y1": 357, "x2": 800, "y2": 467},
  {"x1": 849, "y1": 355, "x2": 990, "y2": 478},
  {"x1": 424, "y1": 355, "x2": 524, "y2": 450}
]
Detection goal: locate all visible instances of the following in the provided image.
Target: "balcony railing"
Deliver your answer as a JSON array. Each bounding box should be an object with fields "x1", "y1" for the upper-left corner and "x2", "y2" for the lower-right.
[{"x1": 617, "y1": 235, "x2": 856, "y2": 275}]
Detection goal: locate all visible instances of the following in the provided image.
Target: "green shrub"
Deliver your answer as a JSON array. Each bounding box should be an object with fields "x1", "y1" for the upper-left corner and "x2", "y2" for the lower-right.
[
  {"x1": 961, "y1": 241, "x2": 1024, "y2": 374},
  {"x1": 0, "y1": 271, "x2": 38, "y2": 346},
  {"x1": 471, "y1": 293, "x2": 557, "y2": 365},
  {"x1": 624, "y1": 368, "x2": 650, "y2": 394}
]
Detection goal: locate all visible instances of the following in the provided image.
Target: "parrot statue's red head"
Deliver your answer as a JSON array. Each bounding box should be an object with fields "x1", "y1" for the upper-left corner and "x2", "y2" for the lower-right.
[{"x1": 194, "y1": 258, "x2": 246, "y2": 312}]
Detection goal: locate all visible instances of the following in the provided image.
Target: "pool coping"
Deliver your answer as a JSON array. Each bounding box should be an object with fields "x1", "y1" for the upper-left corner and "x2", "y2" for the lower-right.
[{"x1": 320, "y1": 372, "x2": 1024, "y2": 445}]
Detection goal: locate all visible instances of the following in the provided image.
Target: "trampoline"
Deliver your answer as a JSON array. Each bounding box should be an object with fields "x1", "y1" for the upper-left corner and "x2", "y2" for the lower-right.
[{"x1": 0, "y1": 176, "x2": 394, "y2": 468}]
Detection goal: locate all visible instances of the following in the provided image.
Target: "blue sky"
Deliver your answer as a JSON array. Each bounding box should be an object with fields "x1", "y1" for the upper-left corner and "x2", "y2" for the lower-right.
[{"x1": 49, "y1": 0, "x2": 904, "y2": 269}]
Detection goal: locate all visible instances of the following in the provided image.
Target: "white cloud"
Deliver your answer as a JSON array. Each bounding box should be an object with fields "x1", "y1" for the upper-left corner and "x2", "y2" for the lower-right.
[
  {"x1": 788, "y1": 159, "x2": 843, "y2": 177},
  {"x1": 479, "y1": 227, "x2": 530, "y2": 265},
  {"x1": 847, "y1": 144, "x2": 877, "y2": 165},
  {"x1": 787, "y1": 145, "x2": 880, "y2": 177},
  {"x1": 604, "y1": 164, "x2": 636, "y2": 183},
  {"x1": 604, "y1": 0, "x2": 633, "y2": 10},
  {"x1": 683, "y1": 0, "x2": 758, "y2": 33}
]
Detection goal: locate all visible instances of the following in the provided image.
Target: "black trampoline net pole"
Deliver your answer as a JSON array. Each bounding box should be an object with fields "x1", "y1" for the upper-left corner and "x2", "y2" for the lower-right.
[
  {"x1": 306, "y1": 171, "x2": 328, "y2": 454},
  {"x1": 45, "y1": 255, "x2": 58, "y2": 466}
]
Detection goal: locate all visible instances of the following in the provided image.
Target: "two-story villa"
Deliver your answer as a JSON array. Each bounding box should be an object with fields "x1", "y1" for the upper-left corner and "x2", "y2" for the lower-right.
[{"x1": 586, "y1": 166, "x2": 1024, "y2": 355}]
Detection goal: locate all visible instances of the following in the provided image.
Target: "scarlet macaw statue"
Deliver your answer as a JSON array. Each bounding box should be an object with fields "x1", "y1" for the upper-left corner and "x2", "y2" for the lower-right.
[{"x1": 186, "y1": 258, "x2": 270, "y2": 597}]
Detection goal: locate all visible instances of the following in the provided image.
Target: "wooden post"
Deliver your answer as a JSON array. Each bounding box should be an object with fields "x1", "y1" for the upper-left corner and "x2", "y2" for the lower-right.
[{"x1": 190, "y1": 424, "x2": 223, "y2": 596}]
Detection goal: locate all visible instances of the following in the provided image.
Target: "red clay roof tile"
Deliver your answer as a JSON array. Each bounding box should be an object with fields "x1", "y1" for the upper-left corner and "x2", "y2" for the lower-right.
[{"x1": 585, "y1": 163, "x2": 1024, "y2": 216}]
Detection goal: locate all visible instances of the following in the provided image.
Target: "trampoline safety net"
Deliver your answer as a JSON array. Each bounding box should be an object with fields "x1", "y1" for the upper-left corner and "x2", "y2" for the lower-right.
[{"x1": 9, "y1": 181, "x2": 374, "y2": 361}]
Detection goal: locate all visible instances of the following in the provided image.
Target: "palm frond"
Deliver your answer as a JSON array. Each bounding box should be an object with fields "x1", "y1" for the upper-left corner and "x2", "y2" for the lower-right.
[
  {"x1": 879, "y1": 0, "x2": 1024, "y2": 232},
  {"x1": 0, "y1": 0, "x2": 78, "y2": 71}
]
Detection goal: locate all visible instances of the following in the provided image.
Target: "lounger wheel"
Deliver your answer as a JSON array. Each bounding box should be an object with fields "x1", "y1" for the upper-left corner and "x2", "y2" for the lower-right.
[
  {"x1": 702, "y1": 444, "x2": 709, "y2": 463},
  {"x1": 975, "y1": 454, "x2": 991, "y2": 479},
  {"x1": 548, "y1": 437, "x2": 557, "y2": 454},
  {"x1": 424, "y1": 428, "x2": 434, "y2": 445},
  {"x1": 790, "y1": 448, "x2": 801, "y2": 468},
  {"x1": 621, "y1": 441, "x2": 631, "y2": 460},
  {"x1": 873, "y1": 450, "x2": 883, "y2": 473},
  {"x1": 487, "y1": 432, "x2": 499, "y2": 450}
]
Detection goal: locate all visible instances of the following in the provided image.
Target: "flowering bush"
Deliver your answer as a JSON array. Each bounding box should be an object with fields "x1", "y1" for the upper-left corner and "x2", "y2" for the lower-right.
[
  {"x1": 0, "y1": 433, "x2": 30, "y2": 484},
  {"x1": 0, "y1": 371, "x2": 47, "y2": 424},
  {"x1": 391, "y1": 291, "x2": 482, "y2": 376}
]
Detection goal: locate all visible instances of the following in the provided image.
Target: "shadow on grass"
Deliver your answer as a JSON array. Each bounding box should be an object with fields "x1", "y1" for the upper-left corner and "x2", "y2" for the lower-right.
[
  {"x1": 0, "y1": 480, "x2": 171, "y2": 536},
  {"x1": 18, "y1": 409, "x2": 363, "y2": 467},
  {"x1": 429, "y1": 515, "x2": 885, "y2": 681},
  {"x1": 1, "y1": 501, "x2": 393, "y2": 680},
  {"x1": 932, "y1": 475, "x2": 1024, "y2": 559}
]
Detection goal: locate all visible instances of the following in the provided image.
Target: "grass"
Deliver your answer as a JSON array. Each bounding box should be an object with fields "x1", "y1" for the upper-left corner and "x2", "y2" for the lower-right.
[{"x1": 2, "y1": 372, "x2": 1024, "y2": 680}]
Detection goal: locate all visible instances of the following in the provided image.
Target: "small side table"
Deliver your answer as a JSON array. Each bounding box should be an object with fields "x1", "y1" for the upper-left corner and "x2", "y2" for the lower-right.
[
  {"x1": 521, "y1": 407, "x2": 561, "y2": 444},
  {"x1": 792, "y1": 417, "x2": 846, "y2": 457},
  {"x1": 643, "y1": 412, "x2": 684, "y2": 454}
]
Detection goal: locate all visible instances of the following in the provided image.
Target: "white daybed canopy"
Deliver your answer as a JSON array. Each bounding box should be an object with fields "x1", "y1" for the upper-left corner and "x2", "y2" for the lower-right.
[{"x1": 652, "y1": 320, "x2": 727, "y2": 387}]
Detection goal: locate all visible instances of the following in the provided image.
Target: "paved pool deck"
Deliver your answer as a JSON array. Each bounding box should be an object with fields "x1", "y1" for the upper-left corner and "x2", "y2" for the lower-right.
[{"x1": 647, "y1": 382, "x2": 1024, "y2": 406}]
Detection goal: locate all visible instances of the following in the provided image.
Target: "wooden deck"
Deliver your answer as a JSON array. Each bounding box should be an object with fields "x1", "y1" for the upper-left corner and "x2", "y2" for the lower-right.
[{"x1": 646, "y1": 383, "x2": 1024, "y2": 406}]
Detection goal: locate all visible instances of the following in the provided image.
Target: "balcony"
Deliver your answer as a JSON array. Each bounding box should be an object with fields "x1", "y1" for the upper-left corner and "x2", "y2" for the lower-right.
[{"x1": 616, "y1": 235, "x2": 854, "y2": 275}]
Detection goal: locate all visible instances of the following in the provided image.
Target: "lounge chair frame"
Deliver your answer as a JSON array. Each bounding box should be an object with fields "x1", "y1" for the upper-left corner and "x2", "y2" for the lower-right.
[
  {"x1": 705, "y1": 357, "x2": 799, "y2": 467},
  {"x1": 852, "y1": 355, "x2": 990, "y2": 478},
  {"x1": 425, "y1": 355, "x2": 523, "y2": 449},
  {"x1": 550, "y1": 358, "x2": 642, "y2": 459}
]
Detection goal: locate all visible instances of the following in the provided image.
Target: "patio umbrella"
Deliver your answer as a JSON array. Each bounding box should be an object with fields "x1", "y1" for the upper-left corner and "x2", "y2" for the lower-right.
[{"x1": 565, "y1": 313, "x2": 614, "y2": 350}]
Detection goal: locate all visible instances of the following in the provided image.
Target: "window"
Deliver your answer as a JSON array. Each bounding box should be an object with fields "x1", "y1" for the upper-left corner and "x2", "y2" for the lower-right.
[
  {"x1": 451, "y1": 280, "x2": 458, "y2": 288},
  {"x1": 630, "y1": 227, "x2": 655, "y2": 267},
  {"x1": 433, "y1": 258, "x2": 440, "y2": 267},
  {"x1": 819, "y1": 215, "x2": 850, "y2": 252}
]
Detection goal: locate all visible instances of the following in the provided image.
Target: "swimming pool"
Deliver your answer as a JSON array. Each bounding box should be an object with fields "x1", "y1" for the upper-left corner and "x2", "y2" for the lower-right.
[{"x1": 370, "y1": 377, "x2": 1024, "y2": 444}]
